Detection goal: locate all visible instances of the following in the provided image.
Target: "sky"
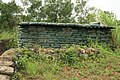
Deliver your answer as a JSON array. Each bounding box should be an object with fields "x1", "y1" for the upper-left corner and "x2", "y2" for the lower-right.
[
  {"x1": 2, "y1": 0, "x2": 120, "y2": 20},
  {"x1": 88, "y1": 0, "x2": 120, "y2": 20}
]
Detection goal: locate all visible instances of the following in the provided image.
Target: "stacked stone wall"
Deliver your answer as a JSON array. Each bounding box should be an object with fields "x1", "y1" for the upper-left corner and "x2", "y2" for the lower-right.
[{"x1": 18, "y1": 26, "x2": 112, "y2": 48}]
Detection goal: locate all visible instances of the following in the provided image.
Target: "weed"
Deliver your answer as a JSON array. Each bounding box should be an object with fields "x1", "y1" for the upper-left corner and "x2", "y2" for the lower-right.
[
  {"x1": 13, "y1": 44, "x2": 120, "y2": 80},
  {"x1": 0, "y1": 31, "x2": 17, "y2": 49},
  {"x1": 59, "y1": 45, "x2": 79, "y2": 66},
  {"x1": 69, "y1": 77, "x2": 79, "y2": 80}
]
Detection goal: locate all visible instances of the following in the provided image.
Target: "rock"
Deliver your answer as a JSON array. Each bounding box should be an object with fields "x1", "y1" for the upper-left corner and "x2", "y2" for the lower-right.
[
  {"x1": 0, "y1": 56, "x2": 13, "y2": 61},
  {"x1": 77, "y1": 48, "x2": 86, "y2": 57},
  {"x1": 0, "y1": 61, "x2": 14, "y2": 66},
  {"x1": 78, "y1": 48, "x2": 86, "y2": 54},
  {"x1": 85, "y1": 48, "x2": 99, "y2": 54},
  {"x1": 78, "y1": 47, "x2": 99, "y2": 57},
  {"x1": 0, "y1": 48, "x2": 16, "y2": 80},
  {"x1": 0, "y1": 66, "x2": 14, "y2": 75},
  {"x1": 0, "y1": 74, "x2": 10, "y2": 80},
  {"x1": 1, "y1": 48, "x2": 17, "y2": 58}
]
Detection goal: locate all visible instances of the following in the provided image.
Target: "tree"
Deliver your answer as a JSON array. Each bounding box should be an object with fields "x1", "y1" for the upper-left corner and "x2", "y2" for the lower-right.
[
  {"x1": 27, "y1": 0, "x2": 75, "y2": 22},
  {"x1": 116, "y1": 20, "x2": 120, "y2": 26},
  {"x1": 97, "y1": 10, "x2": 117, "y2": 26},
  {"x1": 84, "y1": 8, "x2": 118, "y2": 26},
  {"x1": 20, "y1": 0, "x2": 93, "y2": 23},
  {"x1": 85, "y1": 7, "x2": 98, "y2": 23},
  {"x1": 0, "y1": 0, "x2": 22, "y2": 30},
  {"x1": 74, "y1": 0, "x2": 93, "y2": 23}
]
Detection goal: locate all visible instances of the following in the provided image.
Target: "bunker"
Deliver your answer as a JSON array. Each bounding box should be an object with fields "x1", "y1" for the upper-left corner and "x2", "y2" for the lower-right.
[{"x1": 18, "y1": 22, "x2": 114, "y2": 48}]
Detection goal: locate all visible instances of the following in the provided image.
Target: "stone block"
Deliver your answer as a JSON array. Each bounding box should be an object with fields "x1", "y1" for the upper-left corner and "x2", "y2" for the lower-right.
[
  {"x1": 53, "y1": 27, "x2": 62, "y2": 31},
  {"x1": 0, "y1": 56, "x2": 13, "y2": 61},
  {"x1": 20, "y1": 30, "x2": 27, "y2": 33},
  {"x1": 47, "y1": 32, "x2": 56, "y2": 36},
  {"x1": 19, "y1": 35, "x2": 28, "y2": 39},
  {"x1": 1, "y1": 49, "x2": 17, "y2": 60},
  {"x1": 37, "y1": 39, "x2": 46, "y2": 43},
  {"x1": 0, "y1": 66, "x2": 14, "y2": 75},
  {"x1": 50, "y1": 44, "x2": 61, "y2": 48},
  {"x1": 28, "y1": 35, "x2": 37, "y2": 38},
  {"x1": 18, "y1": 39, "x2": 27, "y2": 42},
  {"x1": 0, "y1": 74, "x2": 10, "y2": 80},
  {"x1": 56, "y1": 32, "x2": 64, "y2": 36},
  {"x1": 73, "y1": 33, "x2": 81, "y2": 36},
  {"x1": 0, "y1": 61, "x2": 14, "y2": 67},
  {"x1": 71, "y1": 29, "x2": 78, "y2": 32},
  {"x1": 27, "y1": 26, "x2": 36, "y2": 30},
  {"x1": 37, "y1": 27, "x2": 45, "y2": 31}
]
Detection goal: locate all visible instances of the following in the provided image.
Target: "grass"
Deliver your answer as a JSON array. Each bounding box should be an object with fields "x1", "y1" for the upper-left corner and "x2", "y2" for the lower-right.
[
  {"x1": 4, "y1": 26, "x2": 120, "y2": 80},
  {"x1": 12, "y1": 45, "x2": 120, "y2": 80},
  {"x1": 115, "y1": 26, "x2": 120, "y2": 43},
  {"x1": 112, "y1": 26, "x2": 120, "y2": 48},
  {"x1": 0, "y1": 31, "x2": 15, "y2": 40},
  {"x1": 0, "y1": 31, "x2": 17, "y2": 49}
]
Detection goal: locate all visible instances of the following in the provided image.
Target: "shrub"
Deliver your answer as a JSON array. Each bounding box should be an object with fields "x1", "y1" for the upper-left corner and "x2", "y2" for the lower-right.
[
  {"x1": 0, "y1": 31, "x2": 17, "y2": 49},
  {"x1": 59, "y1": 45, "x2": 79, "y2": 66},
  {"x1": 15, "y1": 47, "x2": 61, "y2": 79},
  {"x1": 14, "y1": 44, "x2": 116, "y2": 80},
  {"x1": 112, "y1": 26, "x2": 120, "y2": 49}
]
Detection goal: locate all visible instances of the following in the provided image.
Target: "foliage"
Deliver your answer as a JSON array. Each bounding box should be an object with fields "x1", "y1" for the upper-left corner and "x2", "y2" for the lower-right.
[
  {"x1": 59, "y1": 45, "x2": 79, "y2": 66},
  {"x1": 12, "y1": 44, "x2": 120, "y2": 80},
  {"x1": 0, "y1": 0, "x2": 119, "y2": 31},
  {"x1": 85, "y1": 9, "x2": 118, "y2": 26},
  {"x1": 0, "y1": 0, "x2": 22, "y2": 30},
  {"x1": 26, "y1": 0, "x2": 75, "y2": 22},
  {"x1": 97, "y1": 10, "x2": 117, "y2": 26},
  {"x1": 14, "y1": 47, "x2": 61, "y2": 79},
  {"x1": 0, "y1": 31, "x2": 17, "y2": 49},
  {"x1": 112, "y1": 26, "x2": 120, "y2": 49},
  {"x1": 115, "y1": 27, "x2": 120, "y2": 44},
  {"x1": 20, "y1": 0, "x2": 95, "y2": 23}
]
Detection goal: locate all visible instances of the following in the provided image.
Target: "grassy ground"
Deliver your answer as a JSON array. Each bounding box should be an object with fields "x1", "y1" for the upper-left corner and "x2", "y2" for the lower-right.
[
  {"x1": 2, "y1": 27, "x2": 120, "y2": 80},
  {"x1": 12, "y1": 45, "x2": 120, "y2": 80}
]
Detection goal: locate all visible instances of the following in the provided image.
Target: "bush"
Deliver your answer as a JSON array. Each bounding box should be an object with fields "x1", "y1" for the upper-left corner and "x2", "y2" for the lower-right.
[
  {"x1": 13, "y1": 44, "x2": 117, "y2": 80},
  {"x1": 59, "y1": 45, "x2": 80, "y2": 66},
  {"x1": 112, "y1": 26, "x2": 120, "y2": 49},
  {"x1": 15, "y1": 48, "x2": 61, "y2": 79},
  {"x1": 0, "y1": 31, "x2": 17, "y2": 49}
]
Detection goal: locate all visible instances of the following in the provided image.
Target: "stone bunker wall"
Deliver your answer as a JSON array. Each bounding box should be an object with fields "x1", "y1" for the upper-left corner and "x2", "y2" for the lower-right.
[{"x1": 18, "y1": 25, "x2": 112, "y2": 48}]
